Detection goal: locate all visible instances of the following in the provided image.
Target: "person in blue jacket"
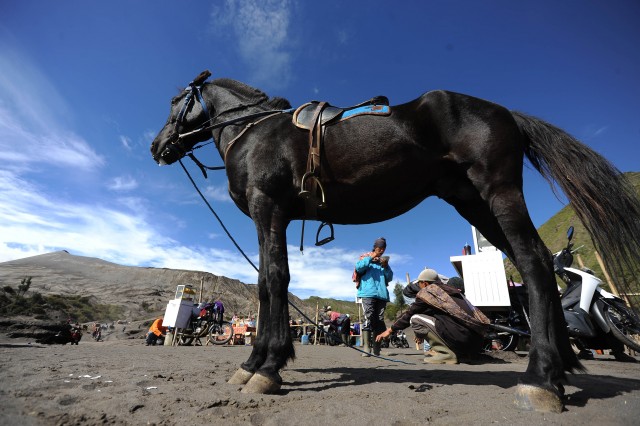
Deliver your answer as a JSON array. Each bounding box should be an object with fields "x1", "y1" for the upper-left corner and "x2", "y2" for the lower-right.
[{"x1": 355, "y1": 237, "x2": 393, "y2": 356}]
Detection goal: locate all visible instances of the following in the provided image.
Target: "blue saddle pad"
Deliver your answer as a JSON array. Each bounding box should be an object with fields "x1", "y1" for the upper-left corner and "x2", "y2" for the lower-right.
[{"x1": 340, "y1": 104, "x2": 390, "y2": 120}]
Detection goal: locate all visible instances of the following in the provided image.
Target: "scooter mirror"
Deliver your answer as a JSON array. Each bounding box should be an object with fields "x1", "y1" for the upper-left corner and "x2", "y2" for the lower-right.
[{"x1": 567, "y1": 226, "x2": 574, "y2": 242}]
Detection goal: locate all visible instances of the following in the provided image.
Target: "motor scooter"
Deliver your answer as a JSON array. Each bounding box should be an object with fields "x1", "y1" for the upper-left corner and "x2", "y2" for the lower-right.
[
  {"x1": 483, "y1": 279, "x2": 531, "y2": 351},
  {"x1": 389, "y1": 330, "x2": 410, "y2": 348},
  {"x1": 556, "y1": 226, "x2": 640, "y2": 360}
]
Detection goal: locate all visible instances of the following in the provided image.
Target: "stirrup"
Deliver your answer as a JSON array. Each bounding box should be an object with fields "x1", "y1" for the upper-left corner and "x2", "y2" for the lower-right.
[
  {"x1": 315, "y1": 222, "x2": 334, "y2": 246},
  {"x1": 298, "y1": 172, "x2": 327, "y2": 208}
]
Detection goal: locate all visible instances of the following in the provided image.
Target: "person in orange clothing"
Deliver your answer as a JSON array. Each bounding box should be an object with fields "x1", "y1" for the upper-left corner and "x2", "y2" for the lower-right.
[{"x1": 145, "y1": 317, "x2": 168, "y2": 346}]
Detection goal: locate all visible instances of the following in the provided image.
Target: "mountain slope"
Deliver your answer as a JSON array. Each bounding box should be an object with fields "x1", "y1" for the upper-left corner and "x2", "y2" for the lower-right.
[
  {"x1": 505, "y1": 171, "x2": 640, "y2": 295},
  {"x1": 0, "y1": 250, "x2": 310, "y2": 322}
]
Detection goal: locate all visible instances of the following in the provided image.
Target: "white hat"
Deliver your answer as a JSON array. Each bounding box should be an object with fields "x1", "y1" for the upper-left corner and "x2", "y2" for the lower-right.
[{"x1": 417, "y1": 269, "x2": 439, "y2": 283}]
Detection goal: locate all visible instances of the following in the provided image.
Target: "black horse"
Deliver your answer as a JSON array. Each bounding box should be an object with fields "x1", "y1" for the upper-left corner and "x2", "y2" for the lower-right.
[{"x1": 151, "y1": 70, "x2": 640, "y2": 412}]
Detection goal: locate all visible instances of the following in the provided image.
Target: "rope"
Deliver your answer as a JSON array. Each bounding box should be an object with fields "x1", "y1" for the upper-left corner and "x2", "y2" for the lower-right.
[{"x1": 179, "y1": 159, "x2": 259, "y2": 272}]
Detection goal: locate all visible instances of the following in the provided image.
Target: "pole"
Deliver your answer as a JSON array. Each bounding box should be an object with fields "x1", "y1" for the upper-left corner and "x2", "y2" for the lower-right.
[
  {"x1": 594, "y1": 250, "x2": 631, "y2": 306},
  {"x1": 314, "y1": 302, "x2": 319, "y2": 345},
  {"x1": 199, "y1": 277, "x2": 204, "y2": 304}
]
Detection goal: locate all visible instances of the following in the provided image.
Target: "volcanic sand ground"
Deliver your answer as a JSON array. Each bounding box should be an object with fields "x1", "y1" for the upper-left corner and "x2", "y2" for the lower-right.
[{"x1": 1, "y1": 335, "x2": 639, "y2": 426}]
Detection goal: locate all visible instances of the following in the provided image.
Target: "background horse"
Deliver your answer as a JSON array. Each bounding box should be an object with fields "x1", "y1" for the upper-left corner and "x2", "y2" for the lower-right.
[{"x1": 151, "y1": 70, "x2": 640, "y2": 412}]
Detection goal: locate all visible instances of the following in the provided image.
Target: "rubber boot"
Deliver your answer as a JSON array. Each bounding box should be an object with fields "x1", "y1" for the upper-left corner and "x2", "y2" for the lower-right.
[
  {"x1": 361, "y1": 330, "x2": 371, "y2": 357},
  {"x1": 372, "y1": 333, "x2": 382, "y2": 356},
  {"x1": 423, "y1": 333, "x2": 458, "y2": 364}
]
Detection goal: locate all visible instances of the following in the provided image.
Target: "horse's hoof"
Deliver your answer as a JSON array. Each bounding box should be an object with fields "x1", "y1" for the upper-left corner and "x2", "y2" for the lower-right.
[
  {"x1": 240, "y1": 372, "x2": 281, "y2": 394},
  {"x1": 228, "y1": 368, "x2": 254, "y2": 385},
  {"x1": 514, "y1": 384, "x2": 564, "y2": 413}
]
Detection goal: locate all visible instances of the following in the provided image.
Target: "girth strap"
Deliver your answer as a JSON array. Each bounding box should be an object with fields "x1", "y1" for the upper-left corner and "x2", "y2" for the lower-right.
[{"x1": 298, "y1": 102, "x2": 329, "y2": 219}]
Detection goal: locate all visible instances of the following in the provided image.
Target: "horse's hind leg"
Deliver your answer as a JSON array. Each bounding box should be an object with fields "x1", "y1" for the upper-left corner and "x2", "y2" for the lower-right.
[
  {"x1": 229, "y1": 194, "x2": 295, "y2": 394},
  {"x1": 446, "y1": 181, "x2": 578, "y2": 413}
]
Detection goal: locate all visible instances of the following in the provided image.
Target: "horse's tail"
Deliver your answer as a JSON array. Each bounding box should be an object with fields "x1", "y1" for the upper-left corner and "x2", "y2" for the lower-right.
[{"x1": 512, "y1": 110, "x2": 640, "y2": 311}]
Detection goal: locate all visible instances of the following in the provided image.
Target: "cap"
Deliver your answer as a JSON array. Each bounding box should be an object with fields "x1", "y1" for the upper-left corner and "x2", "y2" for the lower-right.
[
  {"x1": 417, "y1": 268, "x2": 439, "y2": 283},
  {"x1": 373, "y1": 237, "x2": 387, "y2": 248}
]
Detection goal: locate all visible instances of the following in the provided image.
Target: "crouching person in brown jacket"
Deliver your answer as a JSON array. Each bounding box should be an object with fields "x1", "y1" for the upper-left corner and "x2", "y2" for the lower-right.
[{"x1": 376, "y1": 269, "x2": 488, "y2": 364}]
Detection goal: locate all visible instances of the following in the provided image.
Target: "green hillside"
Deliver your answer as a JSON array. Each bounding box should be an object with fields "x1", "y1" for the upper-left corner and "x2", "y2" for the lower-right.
[{"x1": 505, "y1": 171, "x2": 640, "y2": 294}]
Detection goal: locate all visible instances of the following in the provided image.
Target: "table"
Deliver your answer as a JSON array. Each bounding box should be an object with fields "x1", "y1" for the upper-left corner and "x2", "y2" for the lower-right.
[{"x1": 232, "y1": 325, "x2": 256, "y2": 345}]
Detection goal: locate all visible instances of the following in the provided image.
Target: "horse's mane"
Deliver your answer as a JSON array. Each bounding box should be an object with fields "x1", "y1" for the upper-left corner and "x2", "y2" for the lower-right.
[{"x1": 211, "y1": 78, "x2": 291, "y2": 110}]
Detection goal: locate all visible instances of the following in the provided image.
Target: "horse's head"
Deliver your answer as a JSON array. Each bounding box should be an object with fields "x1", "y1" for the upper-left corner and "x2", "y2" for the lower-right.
[{"x1": 151, "y1": 70, "x2": 213, "y2": 165}]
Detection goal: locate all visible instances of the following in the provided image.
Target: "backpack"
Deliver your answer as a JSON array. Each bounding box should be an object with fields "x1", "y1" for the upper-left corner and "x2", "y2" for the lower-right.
[
  {"x1": 336, "y1": 313, "x2": 348, "y2": 326},
  {"x1": 416, "y1": 284, "x2": 489, "y2": 336}
]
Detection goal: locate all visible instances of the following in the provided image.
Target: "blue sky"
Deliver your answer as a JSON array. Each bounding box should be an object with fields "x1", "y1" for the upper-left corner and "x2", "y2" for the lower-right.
[{"x1": 1, "y1": 1, "x2": 639, "y2": 300}]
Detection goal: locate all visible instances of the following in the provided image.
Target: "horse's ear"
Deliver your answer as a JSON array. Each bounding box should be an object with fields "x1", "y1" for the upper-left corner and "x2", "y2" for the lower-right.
[{"x1": 191, "y1": 70, "x2": 212, "y2": 86}]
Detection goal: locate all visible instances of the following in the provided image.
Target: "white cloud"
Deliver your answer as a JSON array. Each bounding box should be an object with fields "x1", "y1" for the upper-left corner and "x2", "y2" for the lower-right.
[
  {"x1": 336, "y1": 29, "x2": 349, "y2": 45},
  {"x1": 107, "y1": 175, "x2": 139, "y2": 192},
  {"x1": 583, "y1": 125, "x2": 608, "y2": 140},
  {"x1": 120, "y1": 135, "x2": 132, "y2": 151},
  {"x1": 0, "y1": 43, "x2": 72, "y2": 132},
  {"x1": 0, "y1": 45, "x2": 105, "y2": 172},
  {"x1": 210, "y1": 0, "x2": 294, "y2": 88},
  {"x1": 0, "y1": 107, "x2": 104, "y2": 171},
  {"x1": 204, "y1": 183, "x2": 232, "y2": 202}
]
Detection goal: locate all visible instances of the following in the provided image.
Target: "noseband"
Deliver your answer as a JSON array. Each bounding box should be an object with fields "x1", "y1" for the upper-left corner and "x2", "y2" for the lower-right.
[{"x1": 158, "y1": 82, "x2": 215, "y2": 165}]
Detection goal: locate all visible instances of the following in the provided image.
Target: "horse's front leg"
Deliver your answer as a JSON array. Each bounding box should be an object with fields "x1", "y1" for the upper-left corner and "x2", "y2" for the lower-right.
[
  {"x1": 229, "y1": 196, "x2": 294, "y2": 393},
  {"x1": 227, "y1": 255, "x2": 270, "y2": 386}
]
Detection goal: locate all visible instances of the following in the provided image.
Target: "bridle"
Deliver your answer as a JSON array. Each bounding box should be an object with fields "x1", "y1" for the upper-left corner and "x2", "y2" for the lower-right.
[{"x1": 158, "y1": 79, "x2": 292, "y2": 173}]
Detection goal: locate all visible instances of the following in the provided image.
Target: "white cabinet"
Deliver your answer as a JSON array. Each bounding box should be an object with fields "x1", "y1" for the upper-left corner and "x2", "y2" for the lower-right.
[
  {"x1": 450, "y1": 251, "x2": 511, "y2": 308},
  {"x1": 163, "y1": 299, "x2": 197, "y2": 329}
]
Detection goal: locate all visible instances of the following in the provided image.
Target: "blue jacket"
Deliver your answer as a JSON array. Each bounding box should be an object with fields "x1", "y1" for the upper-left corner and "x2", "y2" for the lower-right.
[{"x1": 355, "y1": 255, "x2": 393, "y2": 301}]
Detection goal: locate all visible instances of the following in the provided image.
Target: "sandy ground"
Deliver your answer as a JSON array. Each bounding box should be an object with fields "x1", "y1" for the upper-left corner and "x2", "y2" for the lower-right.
[{"x1": 1, "y1": 336, "x2": 639, "y2": 426}]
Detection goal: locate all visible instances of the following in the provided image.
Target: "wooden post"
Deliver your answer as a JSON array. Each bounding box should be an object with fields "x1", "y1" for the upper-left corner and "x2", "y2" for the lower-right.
[
  {"x1": 576, "y1": 254, "x2": 585, "y2": 269},
  {"x1": 198, "y1": 277, "x2": 204, "y2": 304},
  {"x1": 255, "y1": 304, "x2": 259, "y2": 337},
  {"x1": 314, "y1": 302, "x2": 319, "y2": 345},
  {"x1": 593, "y1": 251, "x2": 632, "y2": 306}
]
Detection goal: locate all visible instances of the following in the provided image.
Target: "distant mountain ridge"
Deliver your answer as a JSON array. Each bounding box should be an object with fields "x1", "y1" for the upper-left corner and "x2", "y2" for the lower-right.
[{"x1": 0, "y1": 250, "x2": 311, "y2": 321}]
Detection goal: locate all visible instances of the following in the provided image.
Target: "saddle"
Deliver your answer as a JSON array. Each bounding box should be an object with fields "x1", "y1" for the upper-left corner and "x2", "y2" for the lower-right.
[
  {"x1": 292, "y1": 96, "x2": 390, "y2": 130},
  {"x1": 292, "y1": 96, "x2": 391, "y2": 217}
]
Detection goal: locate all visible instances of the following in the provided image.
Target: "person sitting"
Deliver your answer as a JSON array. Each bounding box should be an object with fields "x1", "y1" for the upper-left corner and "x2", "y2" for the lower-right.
[
  {"x1": 377, "y1": 269, "x2": 487, "y2": 364},
  {"x1": 212, "y1": 299, "x2": 225, "y2": 324},
  {"x1": 145, "y1": 317, "x2": 168, "y2": 346},
  {"x1": 323, "y1": 307, "x2": 351, "y2": 346}
]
